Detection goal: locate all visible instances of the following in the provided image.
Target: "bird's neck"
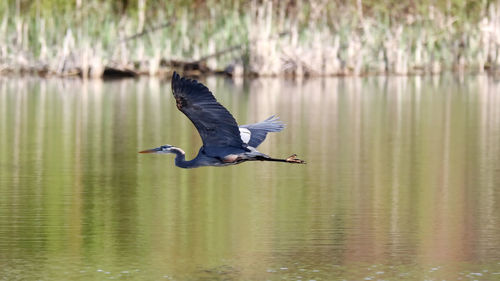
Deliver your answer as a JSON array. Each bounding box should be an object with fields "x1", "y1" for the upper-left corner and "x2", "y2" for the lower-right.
[
  {"x1": 171, "y1": 147, "x2": 187, "y2": 168},
  {"x1": 171, "y1": 147, "x2": 200, "y2": 169}
]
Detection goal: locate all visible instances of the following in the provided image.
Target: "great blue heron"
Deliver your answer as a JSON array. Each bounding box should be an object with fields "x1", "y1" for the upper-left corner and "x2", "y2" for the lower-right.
[{"x1": 139, "y1": 72, "x2": 305, "y2": 168}]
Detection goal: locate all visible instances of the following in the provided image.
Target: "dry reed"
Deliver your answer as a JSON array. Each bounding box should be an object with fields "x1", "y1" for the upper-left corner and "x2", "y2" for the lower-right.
[{"x1": 0, "y1": 0, "x2": 499, "y2": 78}]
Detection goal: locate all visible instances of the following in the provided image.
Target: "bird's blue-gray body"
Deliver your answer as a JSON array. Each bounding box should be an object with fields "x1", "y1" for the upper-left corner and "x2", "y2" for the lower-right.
[
  {"x1": 175, "y1": 147, "x2": 249, "y2": 168},
  {"x1": 139, "y1": 72, "x2": 305, "y2": 168}
]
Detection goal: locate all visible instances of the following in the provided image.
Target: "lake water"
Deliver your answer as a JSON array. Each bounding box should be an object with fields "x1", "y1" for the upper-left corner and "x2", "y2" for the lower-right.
[{"x1": 1, "y1": 75, "x2": 499, "y2": 280}]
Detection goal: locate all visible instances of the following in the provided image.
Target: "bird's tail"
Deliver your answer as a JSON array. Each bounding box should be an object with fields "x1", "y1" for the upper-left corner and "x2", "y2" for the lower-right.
[
  {"x1": 243, "y1": 115, "x2": 285, "y2": 133},
  {"x1": 239, "y1": 115, "x2": 285, "y2": 148}
]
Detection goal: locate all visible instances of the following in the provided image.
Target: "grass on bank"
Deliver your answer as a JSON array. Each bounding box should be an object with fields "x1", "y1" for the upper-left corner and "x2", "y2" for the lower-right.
[{"x1": 0, "y1": 0, "x2": 499, "y2": 78}]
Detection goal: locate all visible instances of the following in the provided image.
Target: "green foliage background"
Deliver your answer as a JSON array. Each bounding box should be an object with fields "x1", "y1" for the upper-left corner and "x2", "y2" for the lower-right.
[{"x1": 0, "y1": 0, "x2": 498, "y2": 76}]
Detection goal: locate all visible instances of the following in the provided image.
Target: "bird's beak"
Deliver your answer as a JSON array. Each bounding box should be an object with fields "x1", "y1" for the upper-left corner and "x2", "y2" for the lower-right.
[{"x1": 138, "y1": 147, "x2": 160, "y2": 154}]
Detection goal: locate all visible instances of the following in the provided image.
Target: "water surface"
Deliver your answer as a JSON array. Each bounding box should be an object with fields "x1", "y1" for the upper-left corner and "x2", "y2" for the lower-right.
[{"x1": 1, "y1": 75, "x2": 500, "y2": 280}]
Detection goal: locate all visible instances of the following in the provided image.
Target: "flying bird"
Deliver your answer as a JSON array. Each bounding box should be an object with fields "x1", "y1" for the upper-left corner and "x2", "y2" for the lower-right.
[{"x1": 139, "y1": 72, "x2": 305, "y2": 168}]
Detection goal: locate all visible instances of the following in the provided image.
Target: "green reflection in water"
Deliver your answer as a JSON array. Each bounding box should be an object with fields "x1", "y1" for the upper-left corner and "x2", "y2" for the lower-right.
[{"x1": 0, "y1": 76, "x2": 499, "y2": 280}]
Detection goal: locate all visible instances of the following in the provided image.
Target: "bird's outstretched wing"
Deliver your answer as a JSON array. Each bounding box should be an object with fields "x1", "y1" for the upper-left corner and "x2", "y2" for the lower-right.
[
  {"x1": 171, "y1": 72, "x2": 244, "y2": 149},
  {"x1": 239, "y1": 115, "x2": 285, "y2": 147}
]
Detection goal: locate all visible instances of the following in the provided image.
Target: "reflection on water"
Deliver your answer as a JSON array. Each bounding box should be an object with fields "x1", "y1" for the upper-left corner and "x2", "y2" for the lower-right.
[{"x1": 0, "y1": 75, "x2": 500, "y2": 280}]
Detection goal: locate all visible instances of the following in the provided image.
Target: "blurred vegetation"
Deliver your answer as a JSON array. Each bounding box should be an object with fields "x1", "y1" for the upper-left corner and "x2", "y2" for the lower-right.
[
  {"x1": 0, "y1": 0, "x2": 499, "y2": 77},
  {"x1": 5, "y1": 0, "x2": 491, "y2": 22}
]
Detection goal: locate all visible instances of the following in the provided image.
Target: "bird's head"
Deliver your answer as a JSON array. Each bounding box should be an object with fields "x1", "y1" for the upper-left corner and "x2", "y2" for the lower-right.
[{"x1": 139, "y1": 144, "x2": 184, "y2": 155}]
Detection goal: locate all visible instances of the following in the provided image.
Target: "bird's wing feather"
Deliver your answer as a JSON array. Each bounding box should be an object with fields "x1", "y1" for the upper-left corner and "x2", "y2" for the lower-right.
[
  {"x1": 171, "y1": 72, "x2": 244, "y2": 149},
  {"x1": 239, "y1": 115, "x2": 285, "y2": 147}
]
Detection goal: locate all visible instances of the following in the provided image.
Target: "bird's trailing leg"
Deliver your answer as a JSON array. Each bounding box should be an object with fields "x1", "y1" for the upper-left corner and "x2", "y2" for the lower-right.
[
  {"x1": 256, "y1": 154, "x2": 306, "y2": 164},
  {"x1": 285, "y1": 154, "x2": 306, "y2": 164}
]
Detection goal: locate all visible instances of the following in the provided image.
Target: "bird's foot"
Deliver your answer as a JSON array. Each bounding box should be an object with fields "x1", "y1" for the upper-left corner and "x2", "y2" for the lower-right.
[{"x1": 286, "y1": 154, "x2": 306, "y2": 164}]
